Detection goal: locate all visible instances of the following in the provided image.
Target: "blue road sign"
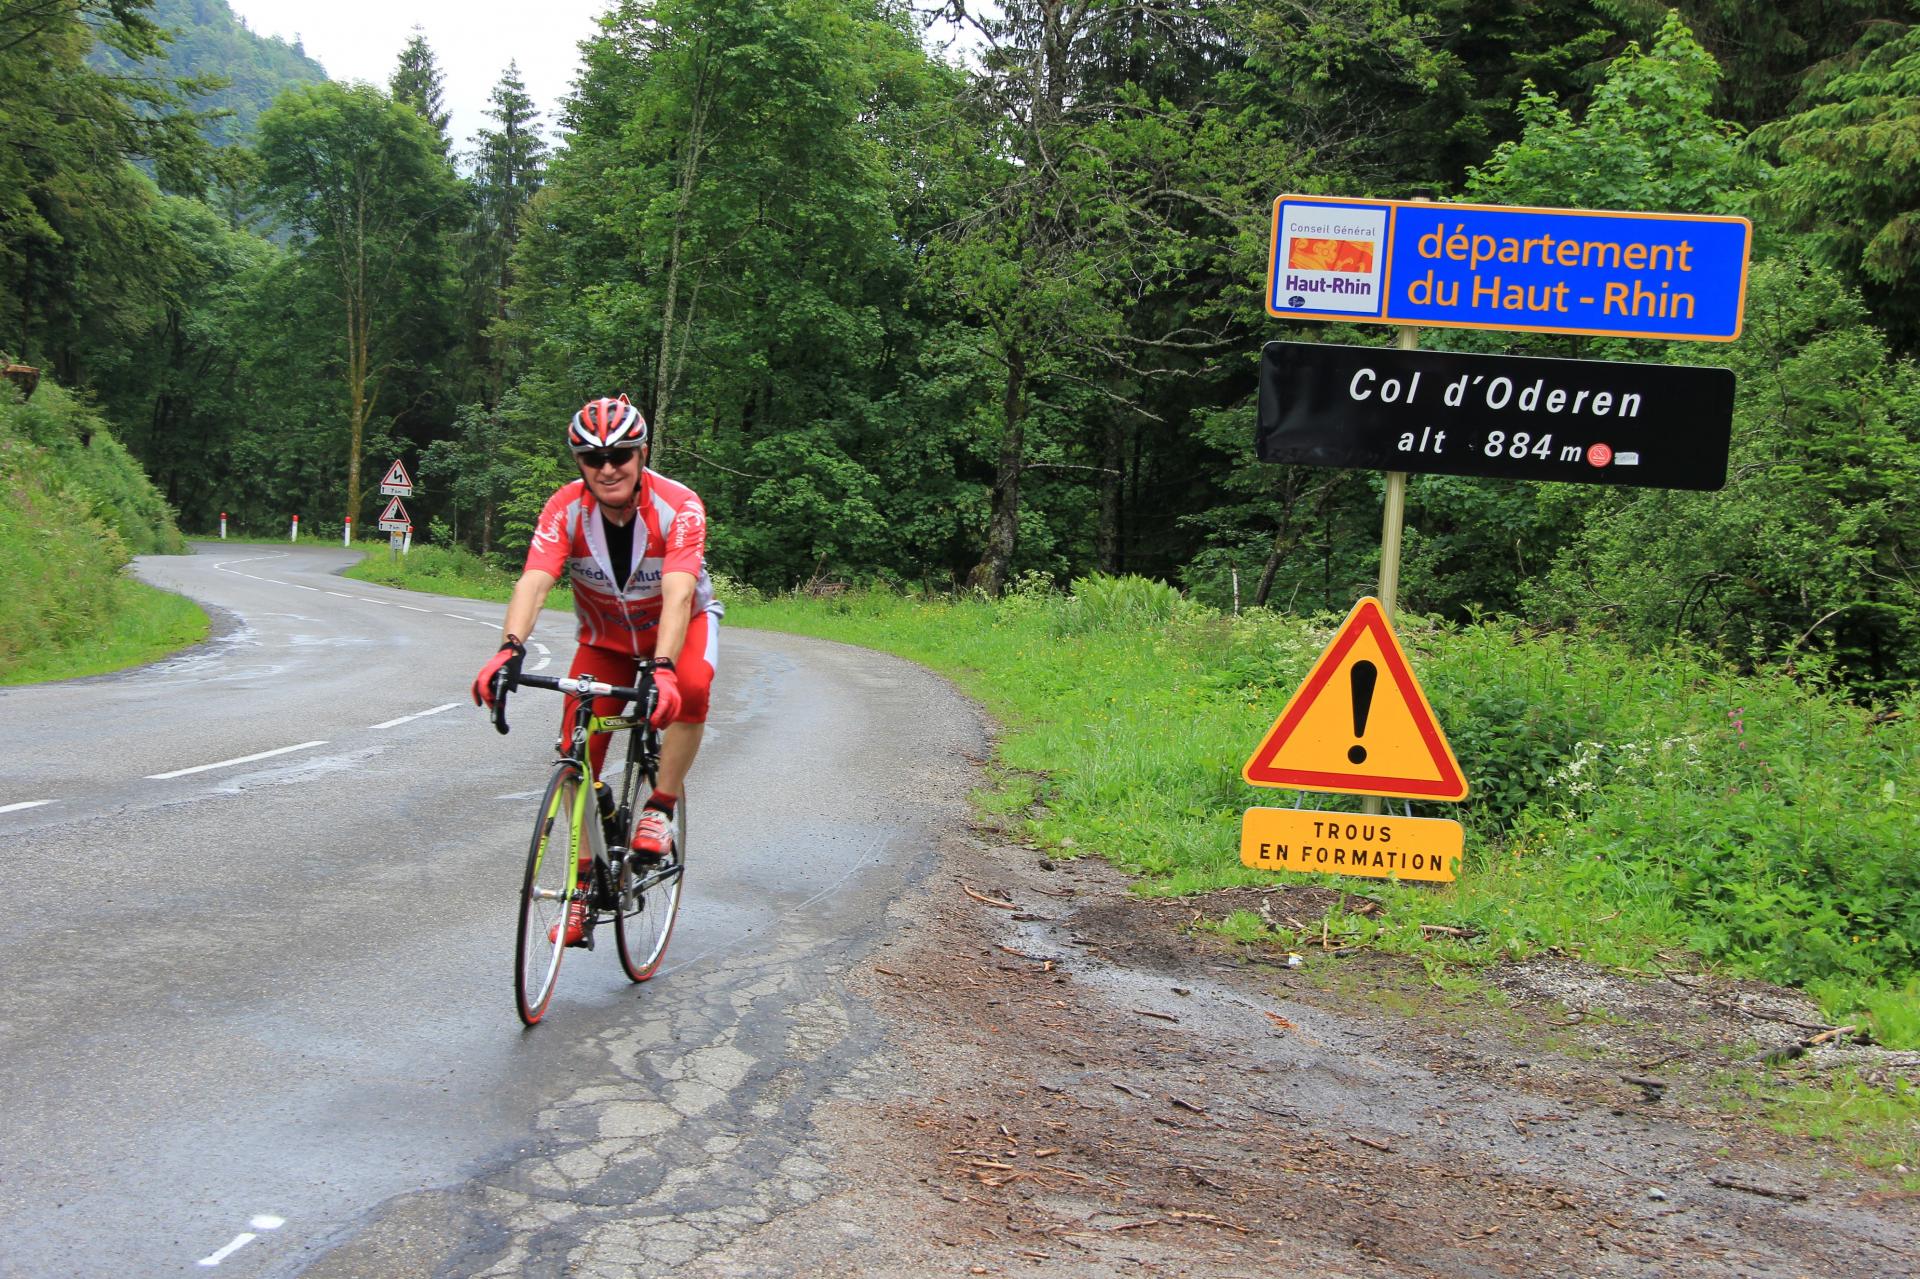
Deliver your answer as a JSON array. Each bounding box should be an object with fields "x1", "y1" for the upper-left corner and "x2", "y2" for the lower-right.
[{"x1": 1267, "y1": 196, "x2": 1752, "y2": 341}]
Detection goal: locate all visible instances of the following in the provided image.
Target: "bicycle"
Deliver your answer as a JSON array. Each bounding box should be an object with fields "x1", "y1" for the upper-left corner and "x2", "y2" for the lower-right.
[{"x1": 489, "y1": 665, "x2": 687, "y2": 1026}]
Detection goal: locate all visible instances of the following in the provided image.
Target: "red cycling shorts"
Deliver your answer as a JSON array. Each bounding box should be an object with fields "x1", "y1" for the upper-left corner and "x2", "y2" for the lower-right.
[{"x1": 560, "y1": 608, "x2": 717, "y2": 777}]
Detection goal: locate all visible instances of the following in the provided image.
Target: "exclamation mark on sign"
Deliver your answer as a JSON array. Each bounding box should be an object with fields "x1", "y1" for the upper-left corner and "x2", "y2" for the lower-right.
[{"x1": 1348, "y1": 660, "x2": 1378, "y2": 765}]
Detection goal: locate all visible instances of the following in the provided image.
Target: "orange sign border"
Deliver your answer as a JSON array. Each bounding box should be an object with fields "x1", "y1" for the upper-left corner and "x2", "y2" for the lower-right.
[{"x1": 1243, "y1": 597, "x2": 1468, "y2": 801}]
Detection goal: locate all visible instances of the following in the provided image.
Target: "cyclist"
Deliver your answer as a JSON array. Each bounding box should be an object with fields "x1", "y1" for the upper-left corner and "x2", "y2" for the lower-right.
[{"x1": 472, "y1": 394, "x2": 720, "y2": 944}]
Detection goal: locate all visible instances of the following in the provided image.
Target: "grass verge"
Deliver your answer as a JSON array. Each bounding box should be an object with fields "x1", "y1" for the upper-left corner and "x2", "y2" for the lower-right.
[
  {"x1": 342, "y1": 544, "x2": 572, "y2": 610},
  {"x1": 0, "y1": 575, "x2": 207, "y2": 685}
]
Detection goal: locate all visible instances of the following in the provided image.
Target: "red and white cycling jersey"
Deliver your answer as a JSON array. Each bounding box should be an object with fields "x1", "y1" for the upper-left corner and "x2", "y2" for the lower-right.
[{"x1": 524, "y1": 472, "x2": 721, "y2": 654}]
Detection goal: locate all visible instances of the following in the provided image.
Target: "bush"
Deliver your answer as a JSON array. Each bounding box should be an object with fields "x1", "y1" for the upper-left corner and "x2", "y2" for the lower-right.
[{"x1": 0, "y1": 377, "x2": 191, "y2": 678}]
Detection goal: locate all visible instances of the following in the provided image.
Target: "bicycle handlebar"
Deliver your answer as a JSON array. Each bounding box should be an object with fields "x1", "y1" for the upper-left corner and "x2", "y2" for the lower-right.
[{"x1": 488, "y1": 663, "x2": 664, "y2": 736}]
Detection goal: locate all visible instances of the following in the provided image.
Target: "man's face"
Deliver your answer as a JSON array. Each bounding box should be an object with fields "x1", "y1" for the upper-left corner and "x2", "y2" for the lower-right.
[{"x1": 578, "y1": 445, "x2": 644, "y2": 506}]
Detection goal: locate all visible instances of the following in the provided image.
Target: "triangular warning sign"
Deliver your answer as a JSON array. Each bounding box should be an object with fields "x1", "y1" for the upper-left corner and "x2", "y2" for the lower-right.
[
  {"x1": 379, "y1": 459, "x2": 412, "y2": 490},
  {"x1": 378, "y1": 496, "x2": 410, "y2": 524},
  {"x1": 1243, "y1": 597, "x2": 1467, "y2": 801}
]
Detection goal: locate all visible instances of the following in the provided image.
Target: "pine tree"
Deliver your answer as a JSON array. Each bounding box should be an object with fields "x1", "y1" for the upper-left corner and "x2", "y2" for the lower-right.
[
  {"x1": 470, "y1": 63, "x2": 546, "y2": 400},
  {"x1": 389, "y1": 28, "x2": 451, "y2": 152}
]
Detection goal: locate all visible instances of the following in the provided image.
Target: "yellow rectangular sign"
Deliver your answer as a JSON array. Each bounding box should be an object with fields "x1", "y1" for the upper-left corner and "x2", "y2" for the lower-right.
[{"x1": 1240, "y1": 808, "x2": 1463, "y2": 883}]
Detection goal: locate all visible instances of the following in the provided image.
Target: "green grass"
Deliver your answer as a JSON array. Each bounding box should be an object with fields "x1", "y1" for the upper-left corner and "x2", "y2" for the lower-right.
[
  {"x1": 342, "y1": 543, "x2": 572, "y2": 610},
  {"x1": 1722, "y1": 1068, "x2": 1920, "y2": 1186},
  {"x1": 0, "y1": 575, "x2": 208, "y2": 685},
  {"x1": 1, "y1": 377, "x2": 202, "y2": 683}
]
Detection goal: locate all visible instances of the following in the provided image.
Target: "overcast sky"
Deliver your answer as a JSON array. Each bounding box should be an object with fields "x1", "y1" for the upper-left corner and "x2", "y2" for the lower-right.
[{"x1": 225, "y1": 0, "x2": 613, "y2": 153}]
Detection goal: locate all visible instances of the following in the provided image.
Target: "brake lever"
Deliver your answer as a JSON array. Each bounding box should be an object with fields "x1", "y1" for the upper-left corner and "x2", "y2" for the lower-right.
[{"x1": 490, "y1": 672, "x2": 513, "y2": 735}]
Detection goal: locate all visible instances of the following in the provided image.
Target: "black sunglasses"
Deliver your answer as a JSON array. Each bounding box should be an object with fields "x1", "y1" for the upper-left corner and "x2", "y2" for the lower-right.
[{"x1": 579, "y1": 449, "x2": 638, "y2": 470}]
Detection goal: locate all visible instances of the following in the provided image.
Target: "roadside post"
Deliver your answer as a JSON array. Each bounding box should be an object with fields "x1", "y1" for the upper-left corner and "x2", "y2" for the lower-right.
[
  {"x1": 290, "y1": 514, "x2": 299, "y2": 542},
  {"x1": 403, "y1": 523, "x2": 412, "y2": 554},
  {"x1": 1249, "y1": 194, "x2": 1752, "y2": 874},
  {"x1": 343, "y1": 516, "x2": 352, "y2": 547},
  {"x1": 219, "y1": 512, "x2": 227, "y2": 539}
]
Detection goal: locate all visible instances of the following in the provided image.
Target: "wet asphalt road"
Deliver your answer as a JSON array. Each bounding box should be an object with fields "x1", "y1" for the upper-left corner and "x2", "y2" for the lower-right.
[{"x1": 0, "y1": 543, "x2": 983, "y2": 1277}]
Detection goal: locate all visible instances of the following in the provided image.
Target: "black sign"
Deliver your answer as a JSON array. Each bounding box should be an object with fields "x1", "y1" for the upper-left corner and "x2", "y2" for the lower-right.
[{"x1": 1256, "y1": 341, "x2": 1733, "y2": 490}]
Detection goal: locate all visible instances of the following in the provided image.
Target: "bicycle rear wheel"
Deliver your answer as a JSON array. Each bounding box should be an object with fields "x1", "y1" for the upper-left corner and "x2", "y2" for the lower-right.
[
  {"x1": 516, "y1": 764, "x2": 584, "y2": 1025},
  {"x1": 614, "y1": 793, "x2": 685, "y2": 982}
]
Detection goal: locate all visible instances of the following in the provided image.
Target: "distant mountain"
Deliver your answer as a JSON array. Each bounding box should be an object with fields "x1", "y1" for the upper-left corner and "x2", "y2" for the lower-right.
[{"x1": 92, "y1": 0, "x2": 330, "y2": 148}]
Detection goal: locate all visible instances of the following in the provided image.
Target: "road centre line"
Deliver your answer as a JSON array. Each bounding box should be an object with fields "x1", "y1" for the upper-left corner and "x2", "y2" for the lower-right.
[
  {"x1": 327, "y1": 591, "x2": 354, "y2": 598},
  {"x1": 0, "y1": 799, "x2": 56, "y2": 814},
  {"x1": 396, "y1": 604, "x2": 430, "y2": 612},
  {"x1": 147, "y1": 741, "x2": 327, "y2": 780},
  {"x1": 366, "y1": 702, "x2": 460, "y2": 730}
]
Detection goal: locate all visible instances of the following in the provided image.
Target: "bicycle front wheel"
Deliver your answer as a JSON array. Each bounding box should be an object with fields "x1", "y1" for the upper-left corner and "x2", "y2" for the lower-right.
[
  {"x1": 516, "y1": 764, "x2": 584, "y2": 1025},
  {"x1": 614, "y1": 794, "x2": 685, "y2": 982}
]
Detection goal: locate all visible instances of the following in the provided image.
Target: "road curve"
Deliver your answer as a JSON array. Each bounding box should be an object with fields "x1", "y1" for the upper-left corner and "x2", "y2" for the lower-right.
[{"x1": 0, "y1": 543, "x2": 985, "y2": 1277}]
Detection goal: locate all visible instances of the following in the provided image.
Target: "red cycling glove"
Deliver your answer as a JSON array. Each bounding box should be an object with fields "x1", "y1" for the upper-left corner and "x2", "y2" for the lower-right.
[
  {"x1": 650, "y1": 666, "x2": 682, "y2": 728},
  {"x1": 472, "y1": 638, "x2": 526, "y2": 708}
]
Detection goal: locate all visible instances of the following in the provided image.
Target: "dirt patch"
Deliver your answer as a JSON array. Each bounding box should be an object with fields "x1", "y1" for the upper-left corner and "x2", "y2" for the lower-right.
[{"x1": 778, "y1": 832, "x2": 1920, "y2": 1278}]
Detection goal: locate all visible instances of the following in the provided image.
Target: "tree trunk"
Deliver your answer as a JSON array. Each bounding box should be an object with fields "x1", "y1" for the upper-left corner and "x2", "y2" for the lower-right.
[
  {"x1": 346, "y1": 302, "x2": 367, "y2": 526},
  {"x1": 969, "y1": 347, "x2": 1027, "y2": 595},
  {"x1": 1253, "y1": 524, "x2": 1291, "y2": 608},
  {"x1": 652, "y1": 83, "x2": 709, "y2": 456},
  {"x1": 1096, "y1": 416, "x2": 1123, "y2": 574}
]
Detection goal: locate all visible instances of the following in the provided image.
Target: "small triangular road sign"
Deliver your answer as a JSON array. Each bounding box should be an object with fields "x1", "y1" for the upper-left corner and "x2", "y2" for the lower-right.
[
  {"x1": 377, "y1": 495, "x2": 411, "y2": 529},
  {"x1": 378, "y1": 458, "x2": 413, "y2": 495},
  {"x1": 1243, "y1": 597, "x2": 1468, "y2": 801}
]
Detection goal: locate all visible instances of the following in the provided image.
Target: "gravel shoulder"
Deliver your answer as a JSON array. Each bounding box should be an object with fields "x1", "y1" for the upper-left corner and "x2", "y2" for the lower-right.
[{"x1": 684, "y1": 817, "x2": 1920, "y2": 1278}]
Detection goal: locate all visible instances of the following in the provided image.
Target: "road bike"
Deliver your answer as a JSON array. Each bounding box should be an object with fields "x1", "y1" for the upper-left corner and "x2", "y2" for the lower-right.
[{"x1": 489, "y1": 666, "x2": 686, "y2": 1026}]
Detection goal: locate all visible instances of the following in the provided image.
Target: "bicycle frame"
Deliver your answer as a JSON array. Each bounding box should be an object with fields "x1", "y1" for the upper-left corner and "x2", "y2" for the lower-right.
[{"x1": 510, "y1": 668, "x2": 672, "y2": 909}]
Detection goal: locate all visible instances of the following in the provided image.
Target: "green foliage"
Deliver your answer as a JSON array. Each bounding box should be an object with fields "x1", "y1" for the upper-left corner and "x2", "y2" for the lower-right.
[
  {"x1": 1050, "y1": 573, "x2": 1197, "y2": 636},
  {"x1": 0, "y1": 0, "x2": 214, "y2": 374},
  {"x1": 89, "y1": 0, "x2": 328, "y2": 151},
  {"x1": 1467, "y1": 10, "x2": 1763, "y2": 215},
  {"x1": 0, "y1": 375, "x2": 197, "y2": 679},
  {"x1": 1527, "y1": 257, "x2": 1920, "y2": 696},
  {"x1": 1754, "y1": 18, "x2": 1920, "y2": 349},
  {"x1": 388, "y1": 28, "x2": 452, "y2": 150},
  {"x1": 256, "y1": 80, "x2": 464, "y2": 523}
]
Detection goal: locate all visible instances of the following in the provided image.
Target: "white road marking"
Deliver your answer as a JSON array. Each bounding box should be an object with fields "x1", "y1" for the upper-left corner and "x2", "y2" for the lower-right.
[
  {"x1": 197, "y1": 1215, "x2": 285, "y2": 1267},
  {"x1": 443, "y1": 613, "x2": 472, "y2": 621},
  {"x1": 366, "y1": 702, "x2": 460, "y2": 730},
  {"x1": 529, "y1": 641, "x2": 552, "y2": 672},
  {"x1": 396, "y1": 604, "x2": 430, "y2": 612},
  {"x1": 327, "y1": 591, "x2": 355, "y2": 598},
  {"x1": 147, "y1": 741, "x2": 327, "y2": 780},
  {"x1": 198, "y1": 1235, "x2": 254, "y2": 1266},
  {"x1": 288, "y1": 584, "x2": 319, "y2": 591},
  {"x1": 0, "y1": 799, "x2": 56, "y2": 814}
]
